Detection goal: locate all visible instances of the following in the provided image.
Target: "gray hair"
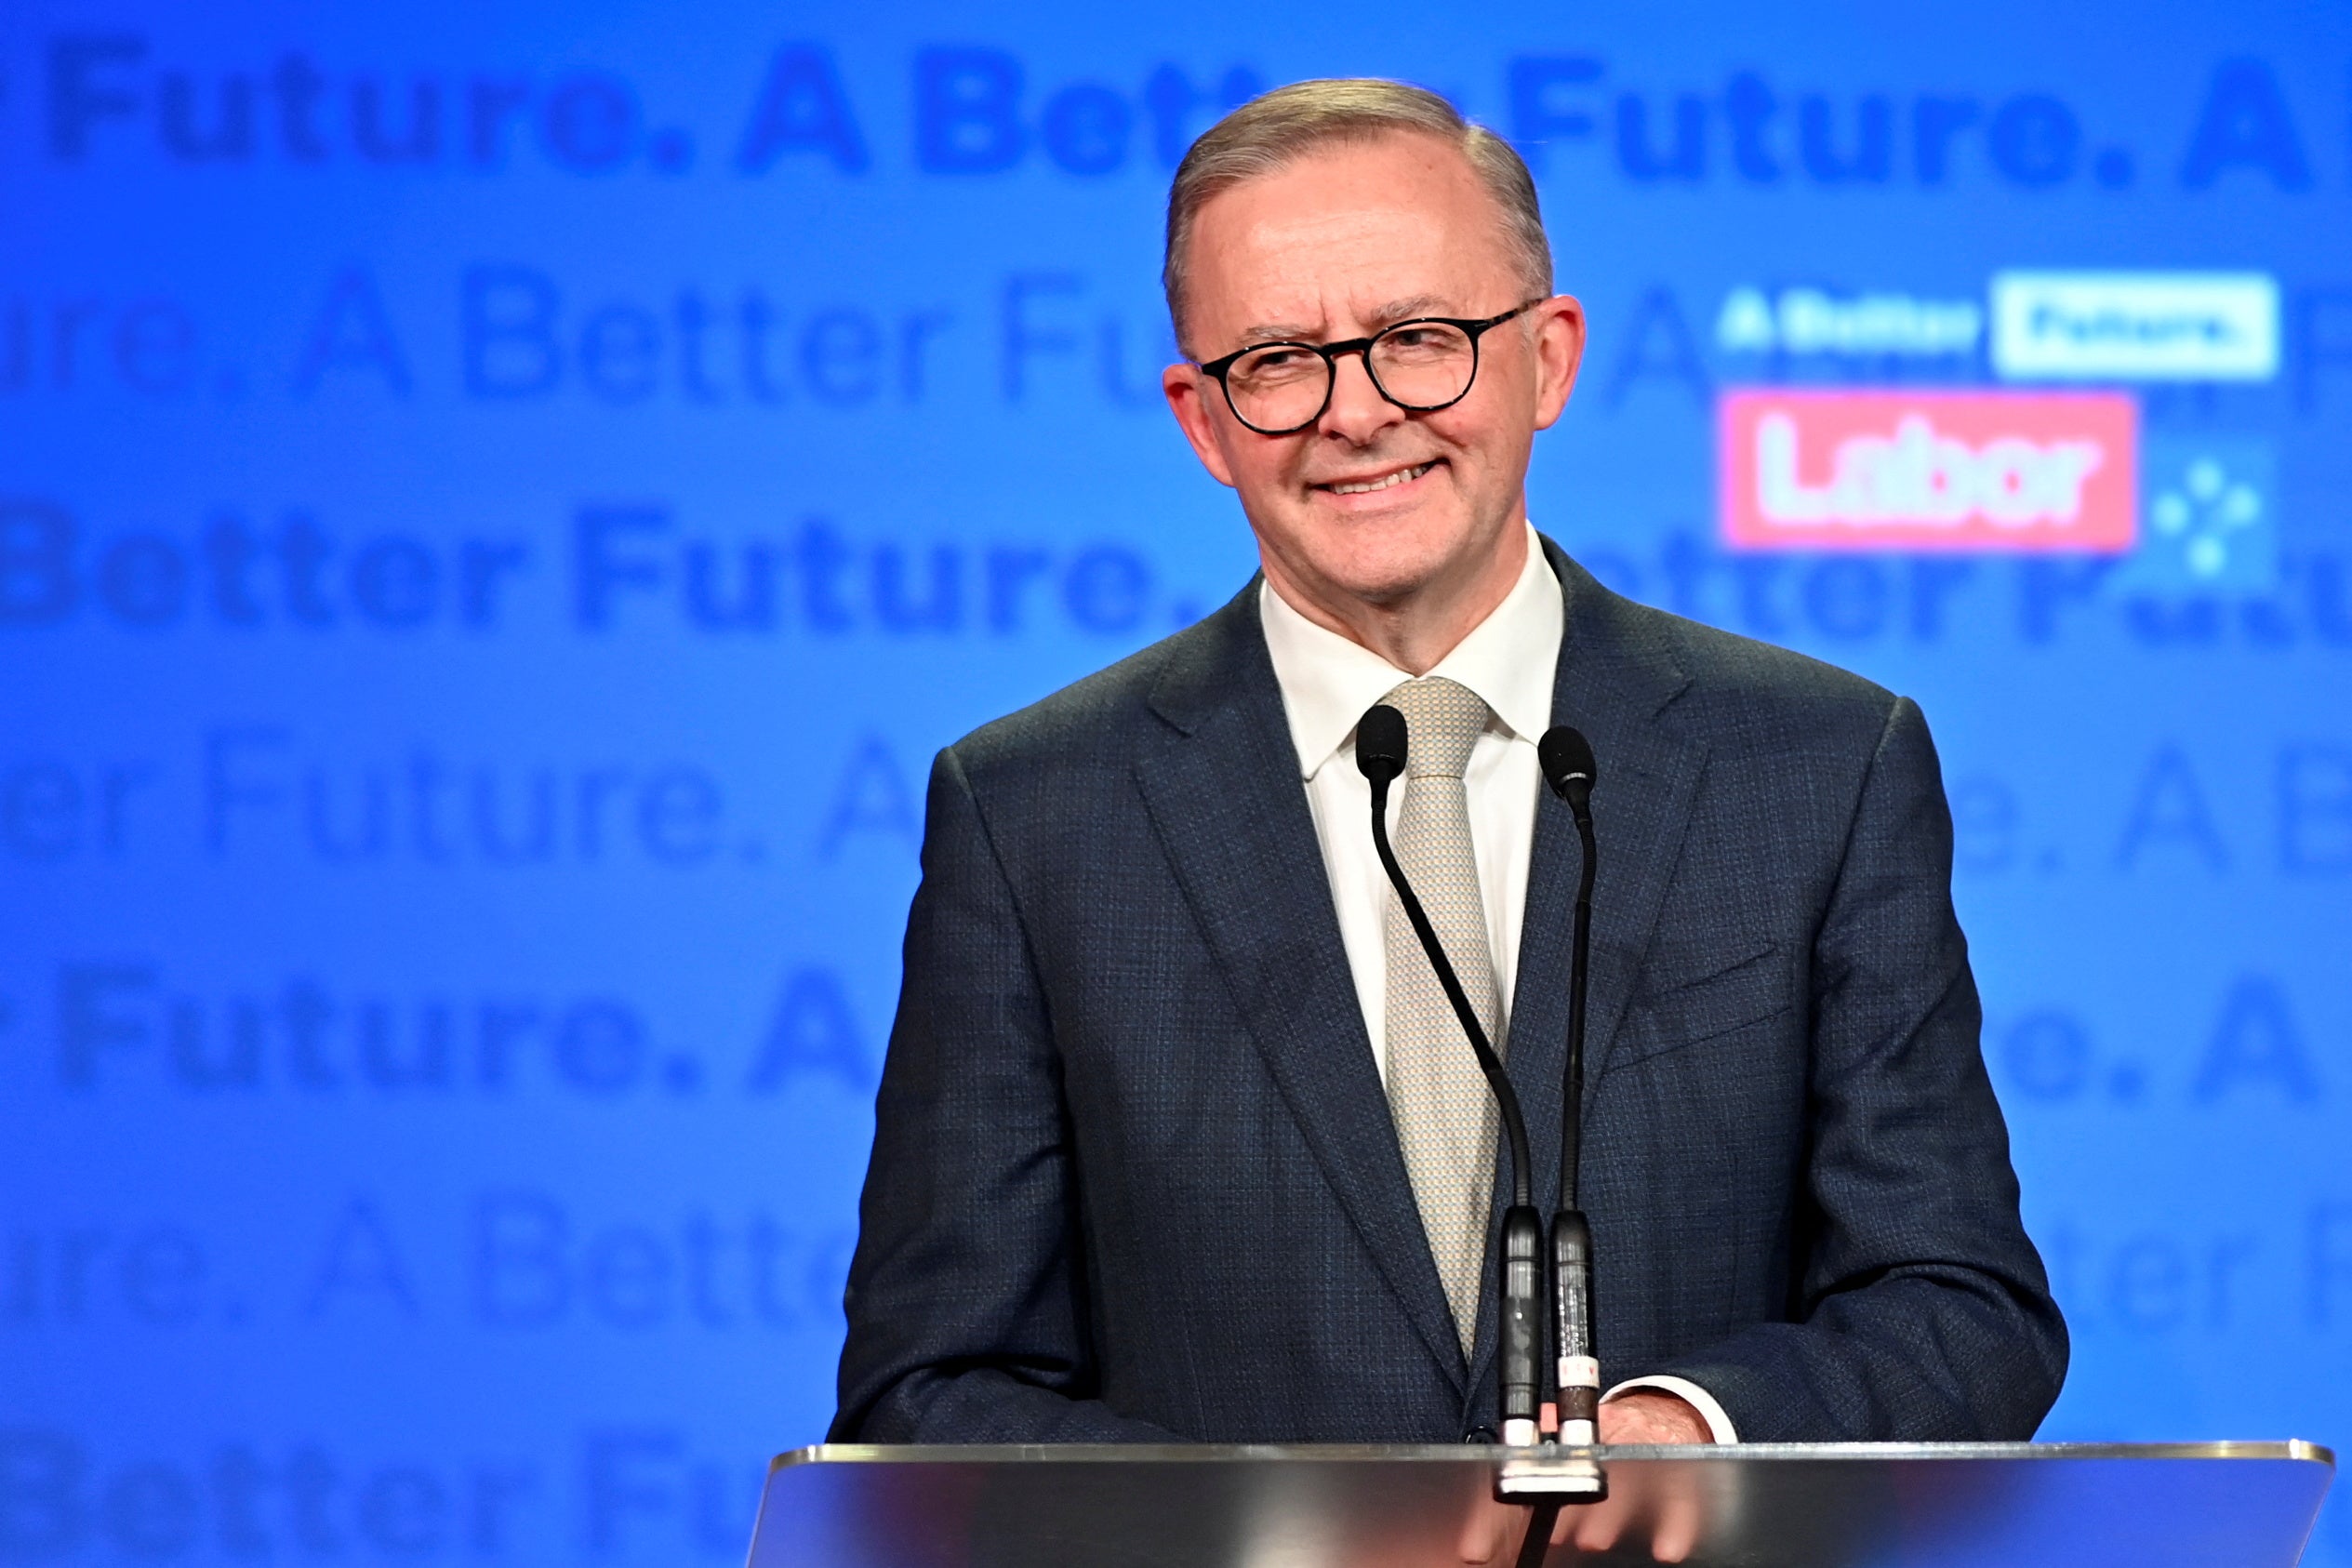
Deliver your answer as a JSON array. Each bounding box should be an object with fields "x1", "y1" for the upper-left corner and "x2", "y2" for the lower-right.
[{"x1": 1163, "y1": 79, "x2": 1554, "y2": 353}]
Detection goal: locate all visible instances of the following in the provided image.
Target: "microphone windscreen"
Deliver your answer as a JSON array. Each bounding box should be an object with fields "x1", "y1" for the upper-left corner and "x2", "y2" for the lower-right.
[
  {"x1": 1355, "y1": 704, "x2": 1408, "y2": 783},
  {"x1": 1538, "y1": 725, "x2": 1597, "y2": 799}
]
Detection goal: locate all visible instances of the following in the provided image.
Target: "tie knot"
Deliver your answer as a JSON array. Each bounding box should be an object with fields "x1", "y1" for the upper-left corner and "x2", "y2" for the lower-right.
[{"x1": 1383, "y1": 677, "x2": 1490, "y2": 778}]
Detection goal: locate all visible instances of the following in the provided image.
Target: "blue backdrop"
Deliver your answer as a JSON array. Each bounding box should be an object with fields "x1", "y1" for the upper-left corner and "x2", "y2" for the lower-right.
[{"x1": 4, "y1": 1, "x2": 2349, "y2": 1562}]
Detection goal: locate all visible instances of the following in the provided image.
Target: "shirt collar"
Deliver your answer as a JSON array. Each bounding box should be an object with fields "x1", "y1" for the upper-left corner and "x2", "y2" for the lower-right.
[{"x1": 1258, "y1": 523, "x2": 1563, "y2": 780}]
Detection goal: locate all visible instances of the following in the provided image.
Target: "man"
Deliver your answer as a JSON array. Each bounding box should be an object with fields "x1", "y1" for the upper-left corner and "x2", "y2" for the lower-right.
[{"x1": 831, "y1": 80, "x2": 2066, "y2": 1447}]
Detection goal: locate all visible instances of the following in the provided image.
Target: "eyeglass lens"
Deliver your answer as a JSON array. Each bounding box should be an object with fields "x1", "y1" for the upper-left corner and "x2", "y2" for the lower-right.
[{"x1": 1225, "y1": 322, "x2": 1477, "y2": 432}]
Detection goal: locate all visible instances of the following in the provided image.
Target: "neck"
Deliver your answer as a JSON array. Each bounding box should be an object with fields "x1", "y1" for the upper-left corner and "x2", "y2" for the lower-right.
[{"x1": 1263, "y1": 520, "x2": 1530, "y2": 675}]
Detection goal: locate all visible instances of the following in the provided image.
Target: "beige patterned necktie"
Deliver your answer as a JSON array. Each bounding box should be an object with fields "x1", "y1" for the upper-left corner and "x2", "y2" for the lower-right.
[{"x1": 1380, "y1": 675, "x2": 1501, "y2": 1355}]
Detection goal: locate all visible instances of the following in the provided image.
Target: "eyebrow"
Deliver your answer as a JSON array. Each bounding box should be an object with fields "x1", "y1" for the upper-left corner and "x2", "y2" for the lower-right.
[{"x1": 1233, "y1": 295, "x2": 1456, "y2": 346}]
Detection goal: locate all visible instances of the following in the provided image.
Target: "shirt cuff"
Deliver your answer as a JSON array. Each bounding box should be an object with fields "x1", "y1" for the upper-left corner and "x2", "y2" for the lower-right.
[{"x1": 1601, "y1": 1375, "x2": 1739, "y2": 1443}]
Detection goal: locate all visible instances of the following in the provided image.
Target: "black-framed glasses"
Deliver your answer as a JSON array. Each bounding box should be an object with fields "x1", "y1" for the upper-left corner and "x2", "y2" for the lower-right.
[{"x1": 1194, "y1": 300, "x2": 1543, "y2": 435}]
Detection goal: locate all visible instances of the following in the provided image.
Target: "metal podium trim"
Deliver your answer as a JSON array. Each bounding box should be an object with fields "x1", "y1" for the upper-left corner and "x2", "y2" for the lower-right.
[
  {"x1": 749, "y1": 1440, "x2": 2336, "y2": 1568},
  {"x1": 776, "y1": 1438, "x2": 2335, "y2": 1469}
]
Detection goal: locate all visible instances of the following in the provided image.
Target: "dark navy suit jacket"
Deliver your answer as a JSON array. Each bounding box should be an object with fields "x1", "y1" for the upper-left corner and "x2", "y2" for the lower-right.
[{"x1": 831, "y1": 539, "x2": 2066, "y2": 1444}]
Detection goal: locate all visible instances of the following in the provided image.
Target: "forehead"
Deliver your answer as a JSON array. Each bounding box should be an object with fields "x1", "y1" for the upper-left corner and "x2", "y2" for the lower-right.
[{"x1": 1186, "y1": 132, "x2": 1520, "y2": 340}]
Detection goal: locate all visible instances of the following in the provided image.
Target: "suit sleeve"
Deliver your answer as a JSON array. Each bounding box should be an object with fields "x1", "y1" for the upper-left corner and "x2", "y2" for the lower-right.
[
  {"x1": 1648, "y1": 696, "x2": 2069, "y2": 1441},
  {"x1": 830, "y1": 744, "x2": 1178, "y2": 1443}
]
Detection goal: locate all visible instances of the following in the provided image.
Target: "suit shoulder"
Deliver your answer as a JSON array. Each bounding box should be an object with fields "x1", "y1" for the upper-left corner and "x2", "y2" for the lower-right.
[
  {"x1": 939, "y1": 614, "x2": 1207, "y2": 785},
  {"x1": 1628, "y1": 596, "x2": 1906, "y2": 753}
]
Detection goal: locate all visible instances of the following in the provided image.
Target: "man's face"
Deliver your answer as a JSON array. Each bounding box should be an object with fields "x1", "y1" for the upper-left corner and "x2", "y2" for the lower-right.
[{"x1": 1163, "y1": 133, "x2": 1585, "y2": 616}]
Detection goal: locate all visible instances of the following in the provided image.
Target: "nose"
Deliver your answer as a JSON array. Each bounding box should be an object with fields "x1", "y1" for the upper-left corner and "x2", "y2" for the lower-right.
[{"x1": 1316, "y1": 347, "x2": 1404, "y2": 445}]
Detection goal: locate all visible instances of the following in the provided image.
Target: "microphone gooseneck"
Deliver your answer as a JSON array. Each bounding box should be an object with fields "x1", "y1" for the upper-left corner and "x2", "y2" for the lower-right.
[
  {"x1": 1537, "y1": 725, "x2": 1601, "y2": 1447},
  {"x1": 1536, "y1": 725, "x2": 1597, "y2": 1211},
  {"x1": 1354, "y1": 705, "x2": 1532, "y2": 1203},
  {"x1": 1356, "y1": 703, "x2": 1544, "y2": 1447}
]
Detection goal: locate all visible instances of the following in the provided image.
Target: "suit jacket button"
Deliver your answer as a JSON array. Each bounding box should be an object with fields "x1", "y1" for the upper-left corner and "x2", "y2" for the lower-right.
[{"x1": 1462, "y1": 1426, "x2": 1496, "y2": 1444}]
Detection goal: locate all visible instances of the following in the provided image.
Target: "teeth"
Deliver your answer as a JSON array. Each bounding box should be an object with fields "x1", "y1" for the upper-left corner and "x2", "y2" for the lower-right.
[{"x1": 1329, "y1": 462, "x2": 1433, "y2": 496}]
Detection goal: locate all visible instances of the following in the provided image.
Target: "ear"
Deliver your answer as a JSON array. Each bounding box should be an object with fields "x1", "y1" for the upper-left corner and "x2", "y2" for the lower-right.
[
  {"x1": 1530, "y1": 296, "x2": 1588, "y2": 432},
  {"x1": 1163, "y1": 363, "x2": 1239, "y2": 488}
]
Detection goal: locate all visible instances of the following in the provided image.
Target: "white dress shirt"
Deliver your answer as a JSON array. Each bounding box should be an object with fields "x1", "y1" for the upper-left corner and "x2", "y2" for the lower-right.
[{"x1": 1257, "y1": 523, "x2": 1739, "y2": 1444}]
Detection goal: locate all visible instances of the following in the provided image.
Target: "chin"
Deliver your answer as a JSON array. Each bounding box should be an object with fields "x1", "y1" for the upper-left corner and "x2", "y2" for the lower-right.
[
  {"x1": 1311, "y1": 543, "x2": 1463, "y2": 607},
  {"x1": 1305, "y1": 512, "x2": 1475, "y2": 601}
]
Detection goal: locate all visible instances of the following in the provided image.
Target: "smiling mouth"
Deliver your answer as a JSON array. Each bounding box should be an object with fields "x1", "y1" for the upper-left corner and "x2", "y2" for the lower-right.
[{"x1": 1319, "y1": 460, "x2": 1440, "y2": 496}]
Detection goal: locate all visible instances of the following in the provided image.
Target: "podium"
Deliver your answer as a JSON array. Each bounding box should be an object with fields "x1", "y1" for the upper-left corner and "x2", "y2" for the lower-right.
[{"x1": 747, "y1": 1442, "x2": 2333, "y2": 1568}]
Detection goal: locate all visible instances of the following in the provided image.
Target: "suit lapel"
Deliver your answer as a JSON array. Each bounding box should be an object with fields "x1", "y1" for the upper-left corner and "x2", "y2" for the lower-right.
[
  {"x1": 1134, "y1": 586, "x2": 1467, "y2": 1384},
  {"x1": 1541, "y1": 548, "x2": 1711, "y2": 1097},
  {"x1": 1465, "y1": 541, "x2": 1708, "y2": 1405}
]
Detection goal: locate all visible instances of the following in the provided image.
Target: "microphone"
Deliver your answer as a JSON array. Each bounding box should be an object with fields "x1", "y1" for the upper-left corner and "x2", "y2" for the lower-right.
[
  {"x1": 1355, "y1": 704, "x2": 1545, "y2": 1449},
  {"x1": 1537, "y1": 726, "x2": 1601, "y2": 1447},
  {"x1": 1537, "y1": 726, "x2": 1595, "y2": 816}
]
